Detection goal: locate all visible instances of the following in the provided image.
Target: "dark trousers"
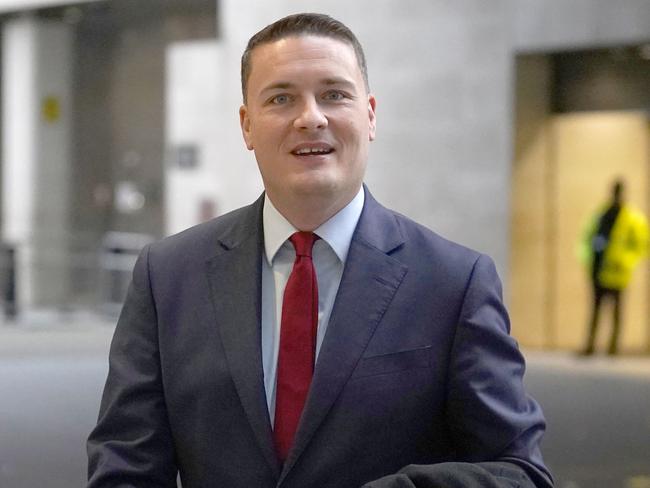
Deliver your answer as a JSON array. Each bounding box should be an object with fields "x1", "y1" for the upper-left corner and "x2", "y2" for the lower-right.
[{"x1": 584, "y1": 284, "x2": 622, "y2": 355}]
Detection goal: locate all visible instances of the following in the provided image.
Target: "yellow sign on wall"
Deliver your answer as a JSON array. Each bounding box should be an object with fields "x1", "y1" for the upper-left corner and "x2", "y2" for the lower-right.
[{"x1": 42, "y1": 96, "x2": 60, "y2": 123}]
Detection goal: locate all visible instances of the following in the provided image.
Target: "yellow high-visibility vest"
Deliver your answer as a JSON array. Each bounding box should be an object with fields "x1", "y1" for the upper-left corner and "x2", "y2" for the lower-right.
[{"x1": 579, "y1": 205, "x2": 649, "y2": 289}]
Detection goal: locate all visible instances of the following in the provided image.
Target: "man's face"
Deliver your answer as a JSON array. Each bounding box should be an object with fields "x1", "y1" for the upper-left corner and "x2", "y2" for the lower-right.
[{"x1": 240, "y1": 35, "x2": 376, "y2": 208}]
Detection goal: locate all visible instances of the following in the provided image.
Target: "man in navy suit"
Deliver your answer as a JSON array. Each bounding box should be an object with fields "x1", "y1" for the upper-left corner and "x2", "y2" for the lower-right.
[{"x1": 87, "y1": 13, "x2": 553, "y2": 488}]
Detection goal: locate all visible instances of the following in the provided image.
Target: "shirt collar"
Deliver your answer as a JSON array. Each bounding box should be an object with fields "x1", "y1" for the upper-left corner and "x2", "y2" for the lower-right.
[{"x1": 263, "y1": 186, "x2": 365, "y2": 265}]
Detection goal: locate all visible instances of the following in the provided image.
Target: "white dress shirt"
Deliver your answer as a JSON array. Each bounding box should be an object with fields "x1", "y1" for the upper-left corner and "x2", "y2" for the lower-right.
[{"x1": 261, "y1": 187, "x2": 364, "y2": 422}]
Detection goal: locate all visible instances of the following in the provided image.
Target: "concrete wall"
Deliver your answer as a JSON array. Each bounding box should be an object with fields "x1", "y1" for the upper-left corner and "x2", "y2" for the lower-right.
[
  {"x1": 513, "y1": 0, "x2": 650, "y2": 53},
  {"x1": 164, "y1": 40, "x2": 223, "y2": 235},
  {"x1": 2, "y1": 17, "x2": 72, "y2": 308}
]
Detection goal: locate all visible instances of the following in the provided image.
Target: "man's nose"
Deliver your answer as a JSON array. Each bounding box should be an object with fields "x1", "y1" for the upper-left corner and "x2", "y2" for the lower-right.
[{"x1": 294, "y1": 98, "x2": 328, "y2": 130}]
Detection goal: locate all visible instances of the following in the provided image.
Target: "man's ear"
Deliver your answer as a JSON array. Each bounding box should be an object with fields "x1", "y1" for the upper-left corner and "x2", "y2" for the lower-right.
[
  {"x1": 367, "y1": 94, "x2": 377, "y2": 141},
  {"x1": 239, "y1": 104, "x2": 254, "y2": 150}
]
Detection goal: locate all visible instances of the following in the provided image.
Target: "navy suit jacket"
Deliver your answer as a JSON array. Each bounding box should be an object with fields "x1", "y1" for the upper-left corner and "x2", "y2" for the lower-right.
[{"x1": 87, "y1": 188, "x2": 553, "y2": 488}]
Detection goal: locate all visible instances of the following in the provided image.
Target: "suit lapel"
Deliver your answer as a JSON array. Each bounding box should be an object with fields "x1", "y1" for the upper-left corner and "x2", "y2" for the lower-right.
[
  {"x1": 279, "y1": 189, "x2": 409, "y2": 482},
  {"x1": 205, "y1": 195, "x2": 281, "y2": 478}
]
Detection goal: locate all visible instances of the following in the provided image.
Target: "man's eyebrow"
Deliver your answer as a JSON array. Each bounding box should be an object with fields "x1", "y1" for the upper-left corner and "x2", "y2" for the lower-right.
[
  {"x1": 322, "y1": 77, "x2": 355, "y2": 88},
  {"x1": 259, "y1": 77, "x2": 357, "y2": 94},
  {"x1": 260, "y1": 81, "x2": 295, "y2": 94}
]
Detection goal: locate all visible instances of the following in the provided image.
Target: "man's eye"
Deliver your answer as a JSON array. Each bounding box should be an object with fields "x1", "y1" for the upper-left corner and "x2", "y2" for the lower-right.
[
  {"x1": 271, "y1": 94, "x2": 290, "y2": 104},
  {"x1": 324, "y1": 91, "x2": 345, "y2": 101}
]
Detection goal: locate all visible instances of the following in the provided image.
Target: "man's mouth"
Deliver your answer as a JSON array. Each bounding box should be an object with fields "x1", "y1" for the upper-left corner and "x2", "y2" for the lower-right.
[{"x1": 291, "y1": 144, "x2": 334, "y2": 156}]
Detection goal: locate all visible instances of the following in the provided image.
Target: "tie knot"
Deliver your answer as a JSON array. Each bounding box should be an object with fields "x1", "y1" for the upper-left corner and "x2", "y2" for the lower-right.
[{"x1": 289, "y1": 232, "x2": 317, "y2": 258}]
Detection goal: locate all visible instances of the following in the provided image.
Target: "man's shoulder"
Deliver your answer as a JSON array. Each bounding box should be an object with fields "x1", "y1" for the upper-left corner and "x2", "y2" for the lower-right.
[{"x1": 373, "y1": 203, "x2": 504, "y2": 297}]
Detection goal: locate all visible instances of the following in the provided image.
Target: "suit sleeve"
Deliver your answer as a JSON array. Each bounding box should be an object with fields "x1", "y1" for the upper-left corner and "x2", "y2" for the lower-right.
[
  {"x1": 87, "y1": 245, "x2": 178, "y2": 488},
  {"x1": 363, "y1": 254, "x2": 554, "y2": 488}
]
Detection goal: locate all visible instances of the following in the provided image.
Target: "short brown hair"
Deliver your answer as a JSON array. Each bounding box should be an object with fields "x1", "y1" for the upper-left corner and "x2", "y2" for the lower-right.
[{"x1": 240, "y1": 12, "x2": 369, "y2": 103}]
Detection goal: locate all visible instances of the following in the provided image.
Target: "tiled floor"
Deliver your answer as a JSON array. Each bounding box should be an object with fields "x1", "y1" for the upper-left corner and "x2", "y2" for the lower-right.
[{"x1": 526, "y1": 349, "x2": 650, "y2": 379}]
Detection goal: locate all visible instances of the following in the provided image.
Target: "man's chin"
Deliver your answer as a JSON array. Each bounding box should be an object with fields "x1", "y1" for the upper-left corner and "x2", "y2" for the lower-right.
[
  {"x1": 266, "y1": 174, "x2": 360, "y2": 207},
  {"x1": 284, "y1": 176, "x2": 340, "y2": 198}
]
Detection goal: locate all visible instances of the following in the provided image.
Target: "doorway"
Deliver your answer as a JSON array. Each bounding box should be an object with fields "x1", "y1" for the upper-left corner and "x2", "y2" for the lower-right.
[{"x1": 511, "y1": 110, "x2": 650, "y2": 352}]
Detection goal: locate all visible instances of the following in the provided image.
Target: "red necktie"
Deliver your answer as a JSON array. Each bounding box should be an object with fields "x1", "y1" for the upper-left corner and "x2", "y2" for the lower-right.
[{"x1": 273, "y1": 231, "x2": 319, "y2": 462}]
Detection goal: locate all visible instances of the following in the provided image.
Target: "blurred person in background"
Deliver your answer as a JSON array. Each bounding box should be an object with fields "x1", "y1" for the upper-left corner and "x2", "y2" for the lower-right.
[
  {"x1": 579, "y1": 178, "x2": 649, "y2": 356},
  {"x1": 87, "y1": 12, "x2": 553, "y2": 488}
]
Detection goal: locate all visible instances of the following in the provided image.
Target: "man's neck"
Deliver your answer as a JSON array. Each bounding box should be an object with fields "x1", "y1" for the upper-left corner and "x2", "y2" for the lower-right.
[{"x1": 265, "y1": 187, "x2": 361, "y2": 232}]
